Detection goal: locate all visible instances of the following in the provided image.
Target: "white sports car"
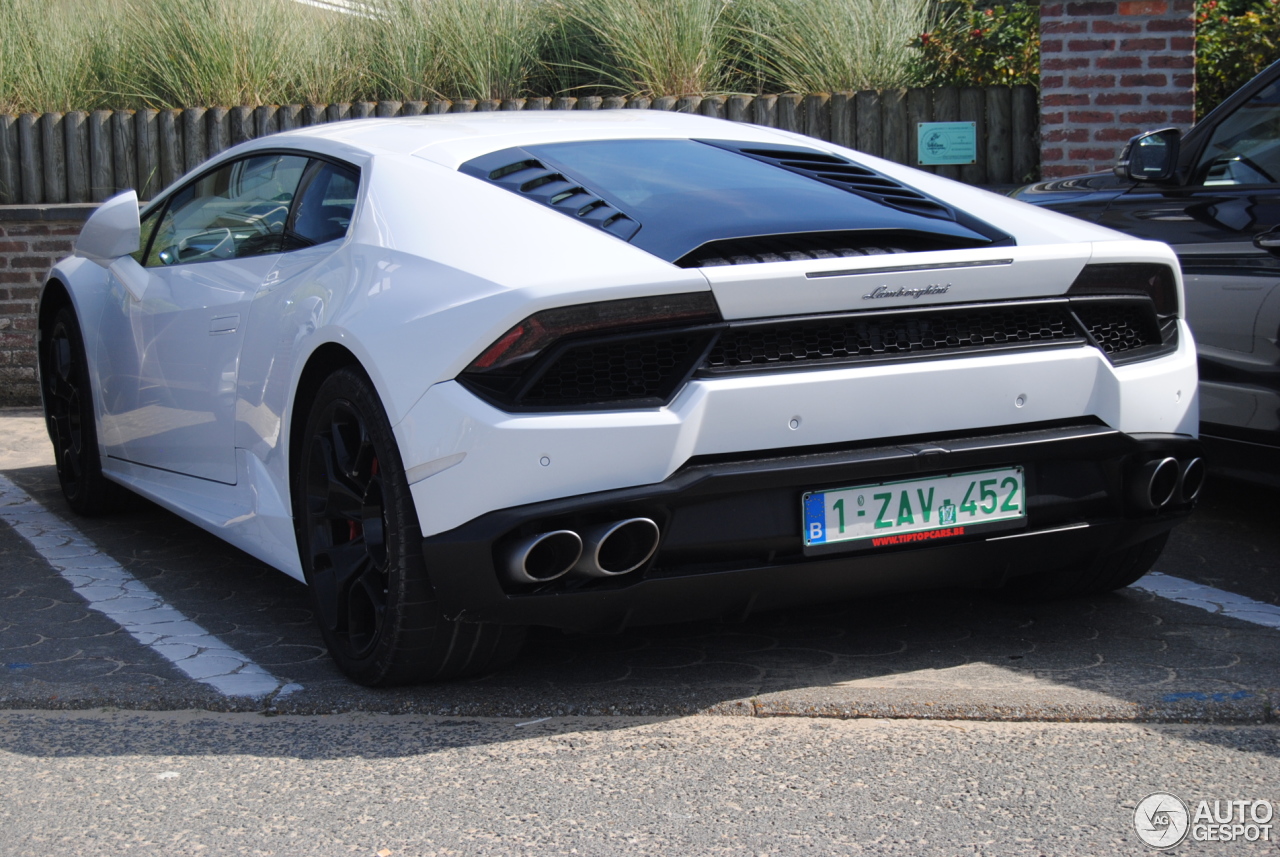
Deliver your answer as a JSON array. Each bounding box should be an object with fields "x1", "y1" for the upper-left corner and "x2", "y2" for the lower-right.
[{"x1": 41, "y1": 111, "x2": 1202, "y2": 685}]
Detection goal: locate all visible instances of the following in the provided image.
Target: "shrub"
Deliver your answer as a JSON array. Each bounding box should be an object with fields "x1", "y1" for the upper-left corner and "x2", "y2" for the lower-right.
[
  {"x1": 1196, "y1": 0, "x2": 1280, "y2": 116},
  {"x1": 910, "y1": 1, "x2": 1039, "y2": 87}
]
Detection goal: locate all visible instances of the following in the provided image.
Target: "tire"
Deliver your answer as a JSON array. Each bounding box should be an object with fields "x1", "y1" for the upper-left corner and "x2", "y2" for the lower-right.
[
  {"x1": 295, "y1": 367, "x2": 525, "y2": 686},
  {"x1": 999, "y1": 532, "x2": 1170, "y2": 601},
  {"x1": 40, "y1": 304, "x2": 123, "y2": 515}
]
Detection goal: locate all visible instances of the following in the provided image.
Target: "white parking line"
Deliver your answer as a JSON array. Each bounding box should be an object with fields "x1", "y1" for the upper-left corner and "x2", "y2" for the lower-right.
[
  {"x1": 0, "y1": 474, "x2": 300, "y2": 698},
  {"x1": 1133, "y1": 572, "x2": 1280, "y2": 630}
]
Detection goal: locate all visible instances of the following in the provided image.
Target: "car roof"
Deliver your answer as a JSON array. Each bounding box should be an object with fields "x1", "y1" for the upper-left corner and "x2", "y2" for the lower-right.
[{"x1": 270, "y1": 110, "x2": 805, "y2": 169}]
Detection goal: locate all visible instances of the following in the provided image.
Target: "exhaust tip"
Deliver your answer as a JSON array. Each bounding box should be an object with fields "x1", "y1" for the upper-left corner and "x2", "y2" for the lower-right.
[
  {"x1": 503, "y1": 530, "x2": 582, "y2": 584},
  {"x1": 1178, "y1": 457, "x2": 1206, "y2": 504},
  {"x1": 1131, "y1": 456, "x2": 1179, "y2": 511},
  {"x1": 574, "y1": 517, "x2": 661, "y2": 578}
]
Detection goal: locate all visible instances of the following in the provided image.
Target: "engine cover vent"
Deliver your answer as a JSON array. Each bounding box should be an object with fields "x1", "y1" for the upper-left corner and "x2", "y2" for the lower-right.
[{"x1": 675, "y1": 230, "x2": 988, "y2": 268}]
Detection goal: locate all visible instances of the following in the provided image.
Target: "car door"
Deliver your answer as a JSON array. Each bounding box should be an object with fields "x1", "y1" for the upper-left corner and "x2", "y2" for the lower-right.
[
  {"x1": 1096, "y1": 75, "x2": 1280, "y2": 442},
  {"x1": 96, "y1": 153, "x2": 309, "y2": 484}
]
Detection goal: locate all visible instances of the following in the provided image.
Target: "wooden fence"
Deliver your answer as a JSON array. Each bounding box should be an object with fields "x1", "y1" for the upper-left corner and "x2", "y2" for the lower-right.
[{"x1": 0, "y1": 85, "x2": 1038, "y2": 205}]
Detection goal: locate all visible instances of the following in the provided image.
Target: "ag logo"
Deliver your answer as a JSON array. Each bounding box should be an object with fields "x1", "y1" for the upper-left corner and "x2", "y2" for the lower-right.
[{"x1": 1135, "y1": 793, "x2": 1190, "y2": 849}]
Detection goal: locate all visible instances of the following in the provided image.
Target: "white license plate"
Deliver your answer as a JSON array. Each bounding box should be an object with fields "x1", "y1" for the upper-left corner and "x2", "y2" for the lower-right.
[{"x1": 802, "y1": 467, "x2": 1026, "y2": 549}]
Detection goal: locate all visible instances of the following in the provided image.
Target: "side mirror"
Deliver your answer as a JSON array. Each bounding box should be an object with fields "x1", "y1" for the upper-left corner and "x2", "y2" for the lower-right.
[
  {"x1": 74, "y1": 190, "x2": 141, "y2": 266},
  {"x1": 1114, "y1": 128, "x2": 1181, "y2": 183}
]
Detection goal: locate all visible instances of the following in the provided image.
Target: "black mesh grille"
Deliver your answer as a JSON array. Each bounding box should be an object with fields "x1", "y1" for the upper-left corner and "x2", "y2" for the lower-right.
[
  {"x1": 704, "y1": 305, "x2": 1081, "y2": 371},
  {"x1": 1074, "y1": 302, "x2": 1163, "y2": 354},
  {"x1": 521, "y1": 332, "x2": 712, "y2": 406}
]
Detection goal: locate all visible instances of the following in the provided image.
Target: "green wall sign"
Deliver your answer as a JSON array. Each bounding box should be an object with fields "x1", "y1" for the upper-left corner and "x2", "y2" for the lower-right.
[{"x1": 917, "y1": 122, "x2": 977, "y2": 166}]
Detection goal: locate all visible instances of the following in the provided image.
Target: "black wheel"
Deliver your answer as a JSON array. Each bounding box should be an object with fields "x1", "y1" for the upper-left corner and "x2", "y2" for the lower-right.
[
  {"x1": 40, "y1": 304, "x2": 121, "y2": 515},
  {"x1": 296, "y1": 367, "x2": 525, "y2": 686},
  {"x1": 1000, "y1": 532, "x2": 1170, "y2": 601}
]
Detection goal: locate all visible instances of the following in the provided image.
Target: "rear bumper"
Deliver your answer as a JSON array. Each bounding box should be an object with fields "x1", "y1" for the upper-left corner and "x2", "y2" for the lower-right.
[{"x1": 421, "y1": 422, "x2": 1199, "y2": 631}]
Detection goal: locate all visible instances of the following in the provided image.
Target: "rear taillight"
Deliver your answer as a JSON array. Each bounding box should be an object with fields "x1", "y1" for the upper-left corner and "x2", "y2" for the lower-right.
[
  {"x1": 460, "y1": 292, "x2": 723, "y2": 410},
  {"x1": 1066, "y1": 263, "x2": 1179, "y2": 317}
]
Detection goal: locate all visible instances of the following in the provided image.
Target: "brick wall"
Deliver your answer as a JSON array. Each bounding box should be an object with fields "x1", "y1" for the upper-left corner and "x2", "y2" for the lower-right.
[
  {"x1": 0, "y1": 205, "x2": 94, "y2": 405},
  {"x1": 1040, "y1": 0, "x2": 1196, "y2": 179}
]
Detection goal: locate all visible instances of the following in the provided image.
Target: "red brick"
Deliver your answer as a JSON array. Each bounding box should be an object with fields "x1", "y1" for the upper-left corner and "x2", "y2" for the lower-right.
[
  {"x1": 10, "y1": 256, "x2": 51, "y2": 270},
  {"x1": 1044, "y1": 57, "x2": 1090, "y2": 71},
  {"x1": 1097, "y1": 56, "x2": 1143, "y2": 70},
  {"x1": 1097, "y1": 92, "x2": 1143, "y2": 105},
  {"x1": 1042, "y1": 3, "x2": 1065, "y2": 15},
  {"x1": 1119, "y1": 0, "x2": 1167, "y2": 12},
  {"x1": 1043, "y1": 93, "x2": 1091, "y2": 106},
  {"x1": 1095, "y1": 126, "x2": 1145, "y2": 141},
  {"x1": 1119, "y1": 110, "x2": 1169, "y2": 123},
  {"x1": 4, "y1": 225, "x2": 49, "y2": 237},
  {"x1": 1169, "y1": 0, "x2": 1194, "y2": 10},
  {"x1": 1172, "y1": 73, "x2": 1195, "y2": 88},
  {"x1": 1043, "y1": 165, "x2": 1091, "y2": 178},
  {"x1": 1043, "y1": 20, "x2": 1088, "y2": 33},
  {"x1": 1171, "y1": 110, "x2": 1195, "y2": 124},
  {"x1": 1041, "y1": 38, "x2": 1064, "y2": 53},
  {"x1": 1170, "y1": 36, "x2": 1194, "y2": 51},
  {"x1": 11, "y1": 318, "x2": 35, "y2": 331},
  {"x1": 1068, "y1": 38, "x2": 1116, "y2": 51},
  {"x1": 1045, "y1": 128, "x2": 1091, "y2": 143},
  {"x1": 0, "y1": 241, "x2": 27, "y2": 253},
  {"x1": 1042, "y1": 112, "x2": 1066, "y2": 125},
  {"x1": 1041, "y1": 75, "x2": 1065, "y2": 89},
  {"x1": 1069, "y1": 147, "x2": 1123, "y2": 160},
  {"x1": 4, "y1": 287, "x2": 38, "y2": 301},
  {"x1": 1068, "y1": 74, "x2": 1117, "y2": 88},
  {"x1": 1149, "y1": 54, "x2": 1194, "y2": 69},
  {"x1": 1121, "y1": 37, "x2": 1167, "y2": 51},
  {"x1": 50, "y1": 226, "x2": 81, "y2": 236},
  {"x1": 1146, "y1": 17, "x2": 1194, "y2": 31},
  {"x1": 1042, "y1": 148, "x2": 1065, "y2": 162},
  {"x1": 0, "y1": 272, "x2": 33, "y2": 284},
  {"x1": 1120, "y1": 73, "x2": 1168, "y2": 87},
  {"x1": 1149, "y1": 91, "x2": 1194, "y2": 105},
  {"x1": 31, "y1": 240, "x2": 72, "y2": 253},
  {"x1": 1067, "y1": 1, "x2": 1118, "y2": 13},
  {"x1": 1091, "y1": 19, "x2": 1143, "y2": 33},
  {"x1": 1068, "y1": 110, "x2": 1117, "y2": 123}
]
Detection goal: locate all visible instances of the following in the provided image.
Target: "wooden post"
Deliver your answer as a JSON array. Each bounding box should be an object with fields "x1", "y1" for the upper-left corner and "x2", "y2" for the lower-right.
[
  {"x1": 403, "y1": 101, "x2": 428, "y2": 116},
  {"x1": 675, "y1": 96, "x2": 702, "y2": 114},
  {"x1": 830, "y1": 93, "x2": 853, "y2": 148},
  {"x1": 753, "y1": 95, "x2": 777, "y2": 127},
  {"x1": 931, "y1": 87, "x2": 960, "y2": 180},
  {"x1": 182, "y1": 107, "x2": 206, "y2": 173},
  {"x1": 776, "y1": 94, "x2": 803, "y2": 132},
  {"x1": 906, "y1": 88, "x2": 932, "y2": 172},
  {"x1": 17, "y1": 114, "x2": 42, "y2": 204},
  {"x1": 158, "y1": 109, "x2": 183, "y2": 190},
  {"x1": 278, "y1": 104, "x2": 303, "y2": 131},
  {"x1": 376, "y1": 100, "x2": 403, "y2": 117},
  {"x1": 474, "y1": 99, "x2": 499, "y2": 111},
  {"x1": 111, "y1": 110, "x2": 136, "y2": 194},
  {"x1": 726, "y1": 95, "x2": 753, "y2": 124},
  {"x1": 576, "y1": 96, "x2": 603, "y2": 110},
  {"x1": 327, "y1": 102, "x2": 353, "y2": 122},
  {"x1": 651, "y1": 96, "x2": 678, "y2": 111},
  {"x1": 64, "y1": 111, "x2": 91, "y2": 204},
  {"x1": 985, "y1": 85, "x2": 1012, "y2": 184},
  {"x1": 302, "y1": 104, "x2": 328, "y2": 125},
  {"x1": 426, "y1": 100, "x2": 451, "y2": 114},
  {"x1": 41, "y1": 112, "x2": 67, "y2": 204},
  {"x1": 854, "y1": 91, "x2": 882, "y2": 157},
  {"x1": 501, "y1": 99, "x2": 526, "y2": 111},
  {"x1": 451, "y1": 100, "x2": 477, "y2": 113},
  {"x1": 230, "y1": 106, "x2": 254, "y2": 144},
  {"x1": 626, "y1": 96, "x2": 651, "y2": 110},
  {"x1": 804, "y1": 93, "x2": 830, "y2": 141},
  {"x1": 206, "y1": 107, "x2": 229, "y2": 158},
  {"x1": 551, "y1": 96, "x2": 577, "y2": 110},
  {"x1": 88, "y1": 110, "x2": 114, "y2": 202},
  {"x1": 700, "y1": 96, "x2": 726, "y2": 120},
  {"x1": 958, "y1": 87, "x2": 986, "y2": 185},
  {"x1": 1011, "y1": 84, "x2": 1038, "y2": 183},
  {"x1": 136, "y1": 109, "x2": 159, "y2": 200},
  {"x1": 0, "y1": 115, "x2": 20, "y2": 204},
  {"x1": 351, "y1": 101, "x2": 376, "y2": 119},
  {"x1": 253, "y1": 104, "x2": 279, "y2": 138},
  {"x1": 880, "y1": 90, "x2": 908, "y2": 165},
  {"x1": 602, "y1": 96, "x2": 627, "y2": 110},
  {"x1": 524, "y1": 97, "x2": 551, "y2": 110}
]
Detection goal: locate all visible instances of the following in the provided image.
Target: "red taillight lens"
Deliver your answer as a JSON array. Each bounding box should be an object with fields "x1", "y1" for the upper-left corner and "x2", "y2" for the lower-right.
[
  {"x1": 465, "y1": 291, "x2": 722, "y2": 374},
  {"x1": 1066, "y1": 263, "x2": 1179, "y2": 317}
]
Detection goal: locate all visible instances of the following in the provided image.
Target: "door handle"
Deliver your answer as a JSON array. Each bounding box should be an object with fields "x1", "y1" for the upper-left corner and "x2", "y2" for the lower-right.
[{"x1": 1254, "y1": 228, "x2": 1280, "y2": 253}]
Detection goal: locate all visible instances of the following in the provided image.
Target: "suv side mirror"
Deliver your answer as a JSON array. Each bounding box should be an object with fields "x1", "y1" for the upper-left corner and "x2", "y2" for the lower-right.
[
  {"x1": 1114, "y1": 128, "x2": 1181, "y2": 183},
  {"x1": 75, "y1": 190, "x2": 141, "y2": 266}
]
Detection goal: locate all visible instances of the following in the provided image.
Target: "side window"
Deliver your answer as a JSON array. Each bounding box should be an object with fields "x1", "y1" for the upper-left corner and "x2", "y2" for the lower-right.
[
  {"x1": 289, "y1": 160, "x2": 360, "y2": 247},
  {"x1": 1196, "y1": 78, "x2": 1280, "y2": 186},
  {"x1": 131, "y1": 208, "x2": 160, "y2": 265},
  {"x1": 144, "y1": 154, "x2": 309, "y2": 267}
]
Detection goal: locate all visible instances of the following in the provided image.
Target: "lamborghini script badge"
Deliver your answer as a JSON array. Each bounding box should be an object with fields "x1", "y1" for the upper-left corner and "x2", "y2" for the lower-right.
[{"x1": 862, "y1": 284, "x2": 952, "y2": 300}]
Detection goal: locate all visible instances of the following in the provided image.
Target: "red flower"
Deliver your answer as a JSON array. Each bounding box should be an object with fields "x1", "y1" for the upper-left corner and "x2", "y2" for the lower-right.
[
  {"x1": 985, "y1": 7, "x2": 994, "y2": 15},
  {"x1": 920, "y1": 32, "x2": 932, "y2": 44}
]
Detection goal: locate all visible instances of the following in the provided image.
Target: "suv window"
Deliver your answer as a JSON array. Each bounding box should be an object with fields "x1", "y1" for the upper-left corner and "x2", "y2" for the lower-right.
[
  {"x1": 144, "y1": 154, "x2": 309, "y2": 267},
  {"x1": 1196, "y1": 78, "x2": 1280, "y2": 186},
  {"x1": 290, "y1": 160, "x2": 359, "y2": 246}
]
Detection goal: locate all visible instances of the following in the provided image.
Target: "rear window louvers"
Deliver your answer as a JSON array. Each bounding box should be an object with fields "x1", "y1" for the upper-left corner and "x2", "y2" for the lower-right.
[
  {"x1": 460, "y1": 152, "x2": 640, "y2": 241},
  {"x1": 675, "y1": 230, "x2": 987, "y2": 268},
  {"x1": 703, "y1": 141, "x2": 958, "y2": 221}
]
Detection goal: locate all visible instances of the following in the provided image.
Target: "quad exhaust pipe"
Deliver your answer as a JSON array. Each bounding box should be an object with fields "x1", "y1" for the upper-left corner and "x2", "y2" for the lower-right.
[
  {"x1": 501, "y1": 517, "x2": 661, "y2": 584},
  {"x1": 1130, "y1": 455, "x2": 1205, "y2": 511}
]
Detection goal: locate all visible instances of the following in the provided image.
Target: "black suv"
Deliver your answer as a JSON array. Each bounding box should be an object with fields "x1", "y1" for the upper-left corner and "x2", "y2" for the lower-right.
[{"x1": 1014, "y1": 59, "x2": 1280, "y2": 486}]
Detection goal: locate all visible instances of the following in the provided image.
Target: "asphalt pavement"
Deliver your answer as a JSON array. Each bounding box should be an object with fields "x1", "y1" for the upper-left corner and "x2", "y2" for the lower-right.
[{"x1": 1, "y1": 407, "x2": 1278, "y2": 723}]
